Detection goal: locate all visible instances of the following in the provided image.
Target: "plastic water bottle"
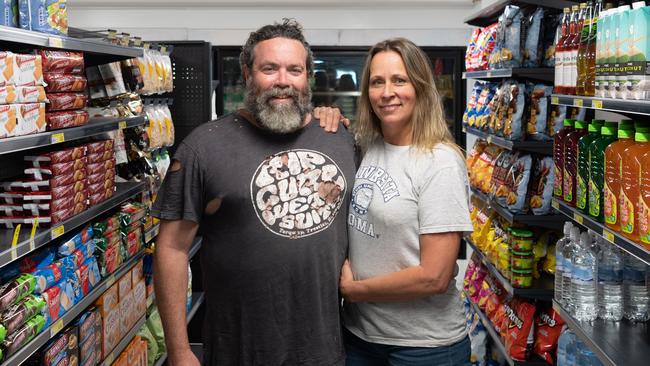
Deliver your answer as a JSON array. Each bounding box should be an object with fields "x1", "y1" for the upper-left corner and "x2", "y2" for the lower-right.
[
  {"x1": 578, "y1": 345, "x2": 604, "y2": 366},
  {"x1": 623, "y1": 253, "x2": 650, "y2": 322},
  {"x1": 555, "y1": 222, "x2": 574, "y2": 304},
  {"x1": 557, "y1": 329, "x2": 575, "y2": 366},
  {"x1": 571, "y1": 232, "x2": 598, "y2": 321},
  {"x1": 597, "y1": 243, "x2": 624, "y2": 321},
  {"x1": 562, "y1": 227, "x2": 582, "y2": 311}
]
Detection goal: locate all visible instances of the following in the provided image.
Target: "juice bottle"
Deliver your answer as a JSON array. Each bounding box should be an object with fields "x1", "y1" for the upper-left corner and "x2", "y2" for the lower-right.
[
  {"x1": 620, "y1": 127, "x2": 650, "y2": 241},
  {"x1": 564, "y1": 120, "x2": 589, "y2": 205},
  {"x1": 554, "y1": 119, "x2": 575, "y2": 198},
  {"x1": 584, "y1": 0, "x2": 603, "y2": 96},
  {"x1": 555, "y1": 7, "x2": 572, "y2": 94},
  {"x1": 589, "y1": 123, "x2": 618, "y2": 222},
  {"x1": 563, "y1": 3, "x2": 587, "y2": 95},
  {"x1": 577, "y1": 120, "x2": 604, "y2": 213},
  {"x1": 638, "y1": 149, "x2": 650, "y2": 249},
  {"x1": 604, "y1": 120, "x2": 635, "y2": 231},
  {"x1": 615, "y1": 4, "x2": 631, "y2": 99},
  {"x1": 577, "y1": 1, "x2": 595, "y2": 95}
]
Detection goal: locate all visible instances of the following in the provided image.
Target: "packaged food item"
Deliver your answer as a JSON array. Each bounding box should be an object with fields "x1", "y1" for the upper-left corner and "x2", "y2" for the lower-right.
[
  {"x1": 44, "y1": 73, "x2": 87, "y2": 92},
  {"x1": 463, "y1": 82, "x2": 483, "y2": 126},
  {"x1": 41, "y1": 326, "x2": 77, "y2": 366},
  {"x1": 510, "y1": 251, "x2": 534, "y2": 271},
  {"x1": 0, "y1": 103, "x2": 17, "y2": 138},
  {"x1": 500, "y1": 82, "x2": 526, "y2": 141},
  {"x1": 509, "y1": 228, "x2": 534, "y2": 252},
  {"x1": 57, "y1": 226, "x2": 94, "y2": 256},
  {"x1": 46, "y1": 109, "x2": 89, "y2": 130},
  {"x1": 124, "y1": 226, "x2": 143, "y2": 258},
  {"x1": 0, "y1": 0, "x2": 17, "y2": 27},
  {"x1": 84, "y1": 256, "x2": 101, "y2": 289},
  {"x1": 14, "y1": 53, "x2": 44, "y2": 86},
  {"x1": 0, "y1": 51, "x2": 15, "y2": 88},
  {"x1": 511, "y1": 269, "x2": 533, "y2": 288},
  {"x1": 18, "y1": 0, "x2": 68, "y2": 36},
  {"x1": 89, "y1": 189, "x2": 114, "y2": 206},
  {"x1": 87, "y1": 171, "x2": 115, "y2": 186},
  {"x1": 473, "y1": 23, "x2": 498, "y2": 71},
  {"x1": 86, "y1": 149, "x2": 113, "y2": 165},
  {"x1": 1, "y1": 314, "x2": 46, "y2": 357},
  {"x1": 0, "y1": 274, "x2": 36, "y2": 312},
  {"x1": 92, "y1": 214, "x2": 120, "y2": 237},
  {"x1": 503, "y1": 299, "x2": 536, "y2": 361},
  {"x1": 40, "y1": 51, "x2": 84, "y2": 74},
  {"x1": 494, "y1": 5, "x2": 523, "y2": 69},
  {"x1": 523, "y1": 8, "x2": 545, "y2": 67},
  {"x1": 529, "y1": 156, "x2": 555, "y2": 215},
  {"x1": 86, "y1": 158, "x2": 115, "y2": 175},
  {"x1": 33, "y1": 263, "x2": 64, "y2": 293},
  {"x1": 46, "y1": 92, "x2": 88, "y2": 111},
  {"x1": 505, "y1": 155, "x2": 532, "y2": 213},
  {"x1": 0, "y1": 295, "x2": 46, "y2": 335},
  {"x1": 489, "y1": 151, "x2": 517, "y2": 205},
  {"x1": 98, "y1": 62, "x2": 127, "y2": 97},
  {"x1": 16, "y1": 102, "x2": 46, "y2": 136},
  {"x1": 85, "y1": 139, "x2": 114, "y2": 154},
  {"x1": 0, "y1": 85, "x2": 16, "y2": 104},
  {"x1": 85, "y1": 66, "x2": 106, "y2": 99},
  {"x1": 25, "y1": 146, "x2": 86, "y2": 166},
  {"x1": 15, "y1": 86, "x2": 47, "y2": 103},
  {"x1": 526, "y1": 84, "x2": 553, "y2": 141}
]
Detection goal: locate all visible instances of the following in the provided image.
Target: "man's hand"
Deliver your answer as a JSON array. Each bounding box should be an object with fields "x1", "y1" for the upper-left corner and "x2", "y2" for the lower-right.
[
  {"x1": 313, "y1": 106, "x2": 350, "y2": 133},
  {"x1": 339, "y1": 259, "x2": 355, "y2": 302},
  {"x1": 169, "y1": 348, "x2": 201, "y2": 366}
]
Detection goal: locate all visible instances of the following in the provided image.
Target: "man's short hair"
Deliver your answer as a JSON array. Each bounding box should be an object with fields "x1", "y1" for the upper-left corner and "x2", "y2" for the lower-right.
[{"x1": 240, "y1": 18, "x2": 314, "y2": 77}]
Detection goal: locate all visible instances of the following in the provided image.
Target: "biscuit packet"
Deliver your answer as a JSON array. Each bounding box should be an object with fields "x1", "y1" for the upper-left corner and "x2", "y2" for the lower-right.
[
  {"x1": 529, "y1": 156, "x2": 555, "y2": 215},
  {"x1": 505, "y1": 154, "x2": 532, "y2": 214}
]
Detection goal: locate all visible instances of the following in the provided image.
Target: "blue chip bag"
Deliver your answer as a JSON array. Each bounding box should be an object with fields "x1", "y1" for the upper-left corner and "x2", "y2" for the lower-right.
[
  {"x1": 32, "y1": 263, "x2": 63, "y2": 294},
  {"x1": 1, "y1": 0, "x2": 18, "y2": 27},
  {"x1": 18, "y1": 0, "x2": 68, "y2": 36},
  {"x1": 57, "y1": 226, "x2": 94, "y2": 256}
]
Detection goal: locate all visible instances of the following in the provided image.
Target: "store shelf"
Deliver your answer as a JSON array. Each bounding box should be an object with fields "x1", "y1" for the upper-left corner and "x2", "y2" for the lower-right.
[
  {"x1": 464, "y1": 290, "x2": 549, "y2": 366},
  {"x1": 0, "y1": 182, "x2": 146, "y2": 269},
  {"x1": 99, "y1": 315, "x2": 148, "y2": 366},
  {"x1": 152, "y1": 292, "x2": 205, "y2": 366},
  {"x1": 471, "y1": 187, "x2": 565, "y2": 230},
  {"x1": 466, "y1": 237, "x2": 554, "y2": 300},
  {"x1": 551, "y1": 198, "x2": 650, "y2": 265},
  {"x1": 462, "y1": 68, "x2": 554, "y2": 83},
  {"x1": 0, "y1": 252, "x2": 144, "y2": 366},
  {"x1": 464, "y1": 0, "x2": 575, "y2": 27},
  {"x1": 551, "y1": 94, "x2": 650, "y2": 116},
  {"x1": 553, "y1": 300, "x2": 650, "y2": 366},
  {"x1": 463, "y1": 126, "x2": 553, "y2": 155},
  {"x1": 0, "y1": 25, "x2": 143, "y2": 65},
  {"x1": 0, "y1": 116, "x2": 146, "y2": 155}
]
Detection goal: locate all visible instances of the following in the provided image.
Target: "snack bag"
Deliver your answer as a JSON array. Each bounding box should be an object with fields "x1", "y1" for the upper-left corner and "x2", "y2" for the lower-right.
[
  {"x1": 527, "y1": 84, "x2": 553, "y2": 141},
  {"x1": 0, "y1": 295, "x2": 46, "y2": 334},
  {"x1": 501, "y1": 82, "x2": 526, "y2": 141},
  {"x1": 523, "y1": 8, "x2": 545, "y2": 68},
  {"x1": 0, "y1": 274, "x2": 36, "y2": 312},
  {"x1": 40, "y1": 50, "x2": 84, "y2": 74},
  {"x1": 477, "y1": 23, "x2": 498, "y2": 70},
  {"x1": 497, "y1": 5, "x2": 523, "y2": 68},
  {"x1": 542, "y1": 13, "x2": 561, "y2": 68},
  {"x1": 534, "y1": 307, "x2": 566, "y2": 364},
  {"x1": 466, "y1": 28, "x2": 482, "y2": 71},
  {"x1": 505, "y1": 154, "x2": 532, "y2": 214},
  {"x1": 547, "y1": 105, "x2": 567, "y2": 138},
  {"x1": 489, "y1": 150, "x2": 518, "y2": 205},
  {"x1": 2, "y1": 314, "x2": 46, "y2": 357},
  {"x1": 503, "y1": 298, "x2": 536, "y2": 361},
  {"x1": 470, "y1": 144, "x2": 502, "y2": 193},
  {"x1": 0, "y1": 0, "x2": 18, "y2": 27},
  {"x1": 18, "y1": 0, "x2": 68, "y2": 36},
  {"x1": 529, "y1": 157, "x2": 554, "y2": 215}
]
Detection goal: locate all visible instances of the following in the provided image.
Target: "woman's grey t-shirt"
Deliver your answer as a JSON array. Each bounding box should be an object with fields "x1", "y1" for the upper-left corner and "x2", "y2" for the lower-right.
[
  {"x1": 152, "y1": 113, "x2": 357, "y2": 365},
  {"x1": 344, "y1": 141, "x2": 473, "y2": 347}
]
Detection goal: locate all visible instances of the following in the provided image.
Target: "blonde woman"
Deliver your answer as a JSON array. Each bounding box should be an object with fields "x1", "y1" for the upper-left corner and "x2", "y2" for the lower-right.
[{"x1": 331, "y1": 38, "x2": 472, "y2": 365}]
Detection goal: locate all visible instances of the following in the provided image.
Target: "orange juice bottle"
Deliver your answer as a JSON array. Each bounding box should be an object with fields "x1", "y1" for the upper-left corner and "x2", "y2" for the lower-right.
[
  {"x1": 639, "y1": 149, "x2": 650, "y2": 249},
  {"x1": 604, "y1": 120, "x2": 635, "y2": 232},
  {"x1": 620, "y1": 127, "x2": 650, "y2": 242}
]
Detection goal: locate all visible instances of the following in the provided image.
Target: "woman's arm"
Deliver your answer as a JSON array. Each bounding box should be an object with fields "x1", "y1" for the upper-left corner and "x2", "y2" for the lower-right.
[{"x1": 340, "y1": 231, "x2": 461, "y2": 303}]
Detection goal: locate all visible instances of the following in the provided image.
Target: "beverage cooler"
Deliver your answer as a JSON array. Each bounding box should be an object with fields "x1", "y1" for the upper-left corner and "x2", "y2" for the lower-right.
[{"x1": 213, "y1": 46, "x2": 467, "y2": 148}]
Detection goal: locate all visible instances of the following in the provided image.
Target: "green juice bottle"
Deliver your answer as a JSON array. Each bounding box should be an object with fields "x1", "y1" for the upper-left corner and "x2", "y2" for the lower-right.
[
  {"x1": 577, "y1": 120, "x2": 604, "y2": 213},
  {"x1": 588, "y1": 122, "x2": 618, "y2": 222}
]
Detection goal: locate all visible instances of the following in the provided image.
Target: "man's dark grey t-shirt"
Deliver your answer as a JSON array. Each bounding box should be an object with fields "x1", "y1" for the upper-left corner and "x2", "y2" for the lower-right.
[{"x1": 151, "y1": 112, "x2": 356, "y2": 366}]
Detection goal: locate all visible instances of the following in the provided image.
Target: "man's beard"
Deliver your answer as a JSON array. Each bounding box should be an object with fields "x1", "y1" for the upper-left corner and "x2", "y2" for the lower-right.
[{"x1": 244, "y1": 81, "x2": 312, "y2": 134}]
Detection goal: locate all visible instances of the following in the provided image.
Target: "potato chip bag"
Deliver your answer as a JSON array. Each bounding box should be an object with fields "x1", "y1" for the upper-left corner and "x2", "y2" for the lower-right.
[
  {"x1": 534, "y1": 306, "x2": 566, "y2": 365},
  {"x1": 503, "y1": 298, "x2": 536, "y2": 361}
]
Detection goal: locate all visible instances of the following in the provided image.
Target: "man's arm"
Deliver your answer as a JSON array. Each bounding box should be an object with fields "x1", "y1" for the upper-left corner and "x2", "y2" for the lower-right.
[
  {"x1": 154, "y1": 218, "x2": 200, "y2": 366},
  {"x1": 313, "y1": 106, "x2": 350, "y2": 132}
]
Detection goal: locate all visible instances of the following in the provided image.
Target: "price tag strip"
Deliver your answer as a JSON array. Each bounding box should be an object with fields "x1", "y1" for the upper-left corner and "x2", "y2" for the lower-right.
[
  {"x1": 51, "y1": 225, "x2": 65, "y2": 240},
  {"x1": 574, "y1": 99, "x2": 584, "y2": 107},
  {"x1": 573, "y1": 212, "x2": 584, "y2": 225},
  {"x1": 50, "y1": 319, "x2": 64, "y2": 337},
  {"x1": 51, "y1": 132, "x2": 65, "y2": 144},
  {"x1": 603, "y1": 229, "x2": 615, "y2": 243},
  {"x1": 592, "y1": 99, "x2": 603, "y2": 109}
]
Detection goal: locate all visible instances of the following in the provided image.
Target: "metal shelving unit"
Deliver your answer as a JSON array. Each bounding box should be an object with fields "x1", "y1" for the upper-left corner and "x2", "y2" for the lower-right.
[
  {"x1": 0, "y1": 252, "x2": 144, "y2": 366},
  {"x1": 463, "y1": 126, "x2": 553, "y2": 155},
  {"x1": 0, "y1": 116, "x2": 146, "y2": 155},
  {"x1": 464, "y1": 0, "x2": 576, "y2": 26},
  {"x1": 552, "y1": 198, "x2": 650, "y2": 265},
  {"x1": 466, "y1": 238, "x2": 554, "y2": 300},
  {"x1": 0, "y1": 182, "x2": 146, "y2": 268},
  {"x1": 463, "y1": 68, "x2": 554, "y2": 83},
  {"x1": 464, "y1": 290, "x2": 549, "y2": 366},
  {"x1": 144, "y1": 224, "x2": 160, "y2": 244},
  {"x1": 153, "y1": 292, "x2": 206, "y2": 366},
  {"x1": 0, "y1": 25, "x2": 142, "y2": 65},
  {"x1": 471, "y1": 188, "x2": 565, "y2": 230},
  {"x1": 553, "y1": 300, "x2": 650, "y2": 366},
  {"x1": 99, "y1": 315, "x2": 148, "y2": 366},
  {"x1": 551, "y1": 94, "x2": 650, "y2": 116}
]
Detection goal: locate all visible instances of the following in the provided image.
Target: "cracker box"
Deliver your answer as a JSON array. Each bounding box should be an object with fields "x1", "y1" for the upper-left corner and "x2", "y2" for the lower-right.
[
  {"x1": 133, "y1": 279, "x2": 146, "y2": 319},
  {"x1": 102, "y1": 307, "x2": 120, "y2": 359},
  {"x1": 79, "y1": 332, "x2": 97, "y2": 365},
  {"x1": 95, "y1": 282, "x2": 119, "y2": 316},
  {"x1": 119, "y1": 290, "x2": 134, "y2": 337},
  {"x1": 0, "y1": 104, "x2": 17, "y2": 138},
  {"x1": 131, "y1": 259, "x2": 143, "y2": 284},
  {"x1": 118, "y1": 271, "x2": 132, "y2": 301}
]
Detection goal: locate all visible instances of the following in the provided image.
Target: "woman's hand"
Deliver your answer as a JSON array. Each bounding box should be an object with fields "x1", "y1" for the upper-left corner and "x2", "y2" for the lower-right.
[
  {"x1": 339, "y1": 259, "x2": 356, "y2": 302},
  {"x1": 313, "y1": 106, "x2": 350, "y2": 133}
]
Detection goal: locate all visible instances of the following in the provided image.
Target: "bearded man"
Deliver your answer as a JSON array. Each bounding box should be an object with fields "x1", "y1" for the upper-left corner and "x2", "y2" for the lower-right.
[{"x1": 151, "y1": 19, "x2": 357, "y2": 366}]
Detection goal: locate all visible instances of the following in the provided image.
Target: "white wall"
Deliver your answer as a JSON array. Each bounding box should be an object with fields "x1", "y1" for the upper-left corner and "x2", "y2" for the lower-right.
[{"x1": 68, "y1": 0, "x2": 475, "y2": 46}]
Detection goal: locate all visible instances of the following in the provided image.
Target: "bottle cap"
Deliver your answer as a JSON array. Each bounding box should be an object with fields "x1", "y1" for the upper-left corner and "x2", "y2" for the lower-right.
[
  {"x1": 632, "y1": 2, "x2": 646, "y2": 10},
  {"x1": 564, "y1": 7, "x2": 571, "y2": 13},
  {"x1": 580, "y1": 3, "x2": 587, "y2": 9},
  {"x1": 619, "y1": 128, "x2": 633, "y2": 139},
  {"x1": 601, "y1": 126, "x2": 617, "y2": 136},
  {"x1": 564, "y1": 119, "x2": 575, "y2": 127},
  {"x1": 575, "y1": 120, "x2": 587, "y2": 129},
  {"x1": 573, "y1": 5, "x2": 579, "y2": 11},
  {"x1": 588, "y1": 123, "x2": 601, "y2": 133},
  {"x1": 635, "y1": 132, "x2": 650, "y2": 142}
]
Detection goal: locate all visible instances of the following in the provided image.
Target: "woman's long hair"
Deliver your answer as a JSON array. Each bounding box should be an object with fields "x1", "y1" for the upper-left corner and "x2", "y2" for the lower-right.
[{"x1": 355, "y1": 38, "x2": 462, "y2": 156}]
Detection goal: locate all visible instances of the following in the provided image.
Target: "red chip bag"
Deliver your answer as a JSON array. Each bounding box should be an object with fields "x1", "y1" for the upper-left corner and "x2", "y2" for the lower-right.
[
  {"x1": 534, "y1": 307, "x2": 566, "y2": 364},
  {"x1": 503, "y1": 298, "x2": 536, "y2": 361},
  {"x1": 477, "y1": 280, "x2": 494, "y2": 311}
]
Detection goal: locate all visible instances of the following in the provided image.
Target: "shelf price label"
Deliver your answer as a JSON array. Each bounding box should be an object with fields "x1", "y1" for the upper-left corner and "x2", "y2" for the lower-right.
[
  {"x1": 573, "y1": 212, "x2": 584, "y2": 225},
  {"x1": 486, "y1": 135, "x2": 493, "y2": 144},
  {"x1": 50, "y1": 319, "x2": 64, "y2": 337},
  {"x1": 592, "y1": 100, "x2": 603, "y2": 109},
  {"x1": 486, "y1": 71, "x2": 492, "y2": 77},
  {"x1": 106, "y1": 274, "x2": 116, "y2": 287},
  {"x1": 118, "y1": 121, "x2": 127, "y2": 130},
  {"x1": 51, "y1": 225, "x2": 65, "y2": 240},
  {"x1": 552, "y1": 199, "x2": 560, "y2": 210},
  {"x1": 51, "y1": 133, "x2": 65, "y2": 144},
  {"x1": 551, "y1": 96, "x2": 559, "y2": 105},
  {"x1": 48, "y1": 37, "x2": 63, "y2": 48},
  {"x1": 574, "y1": 99, "x2": 584, "y2": 107},
  {"x1": 603, "y1": 229, "x2": 615, "y2": 243}
]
